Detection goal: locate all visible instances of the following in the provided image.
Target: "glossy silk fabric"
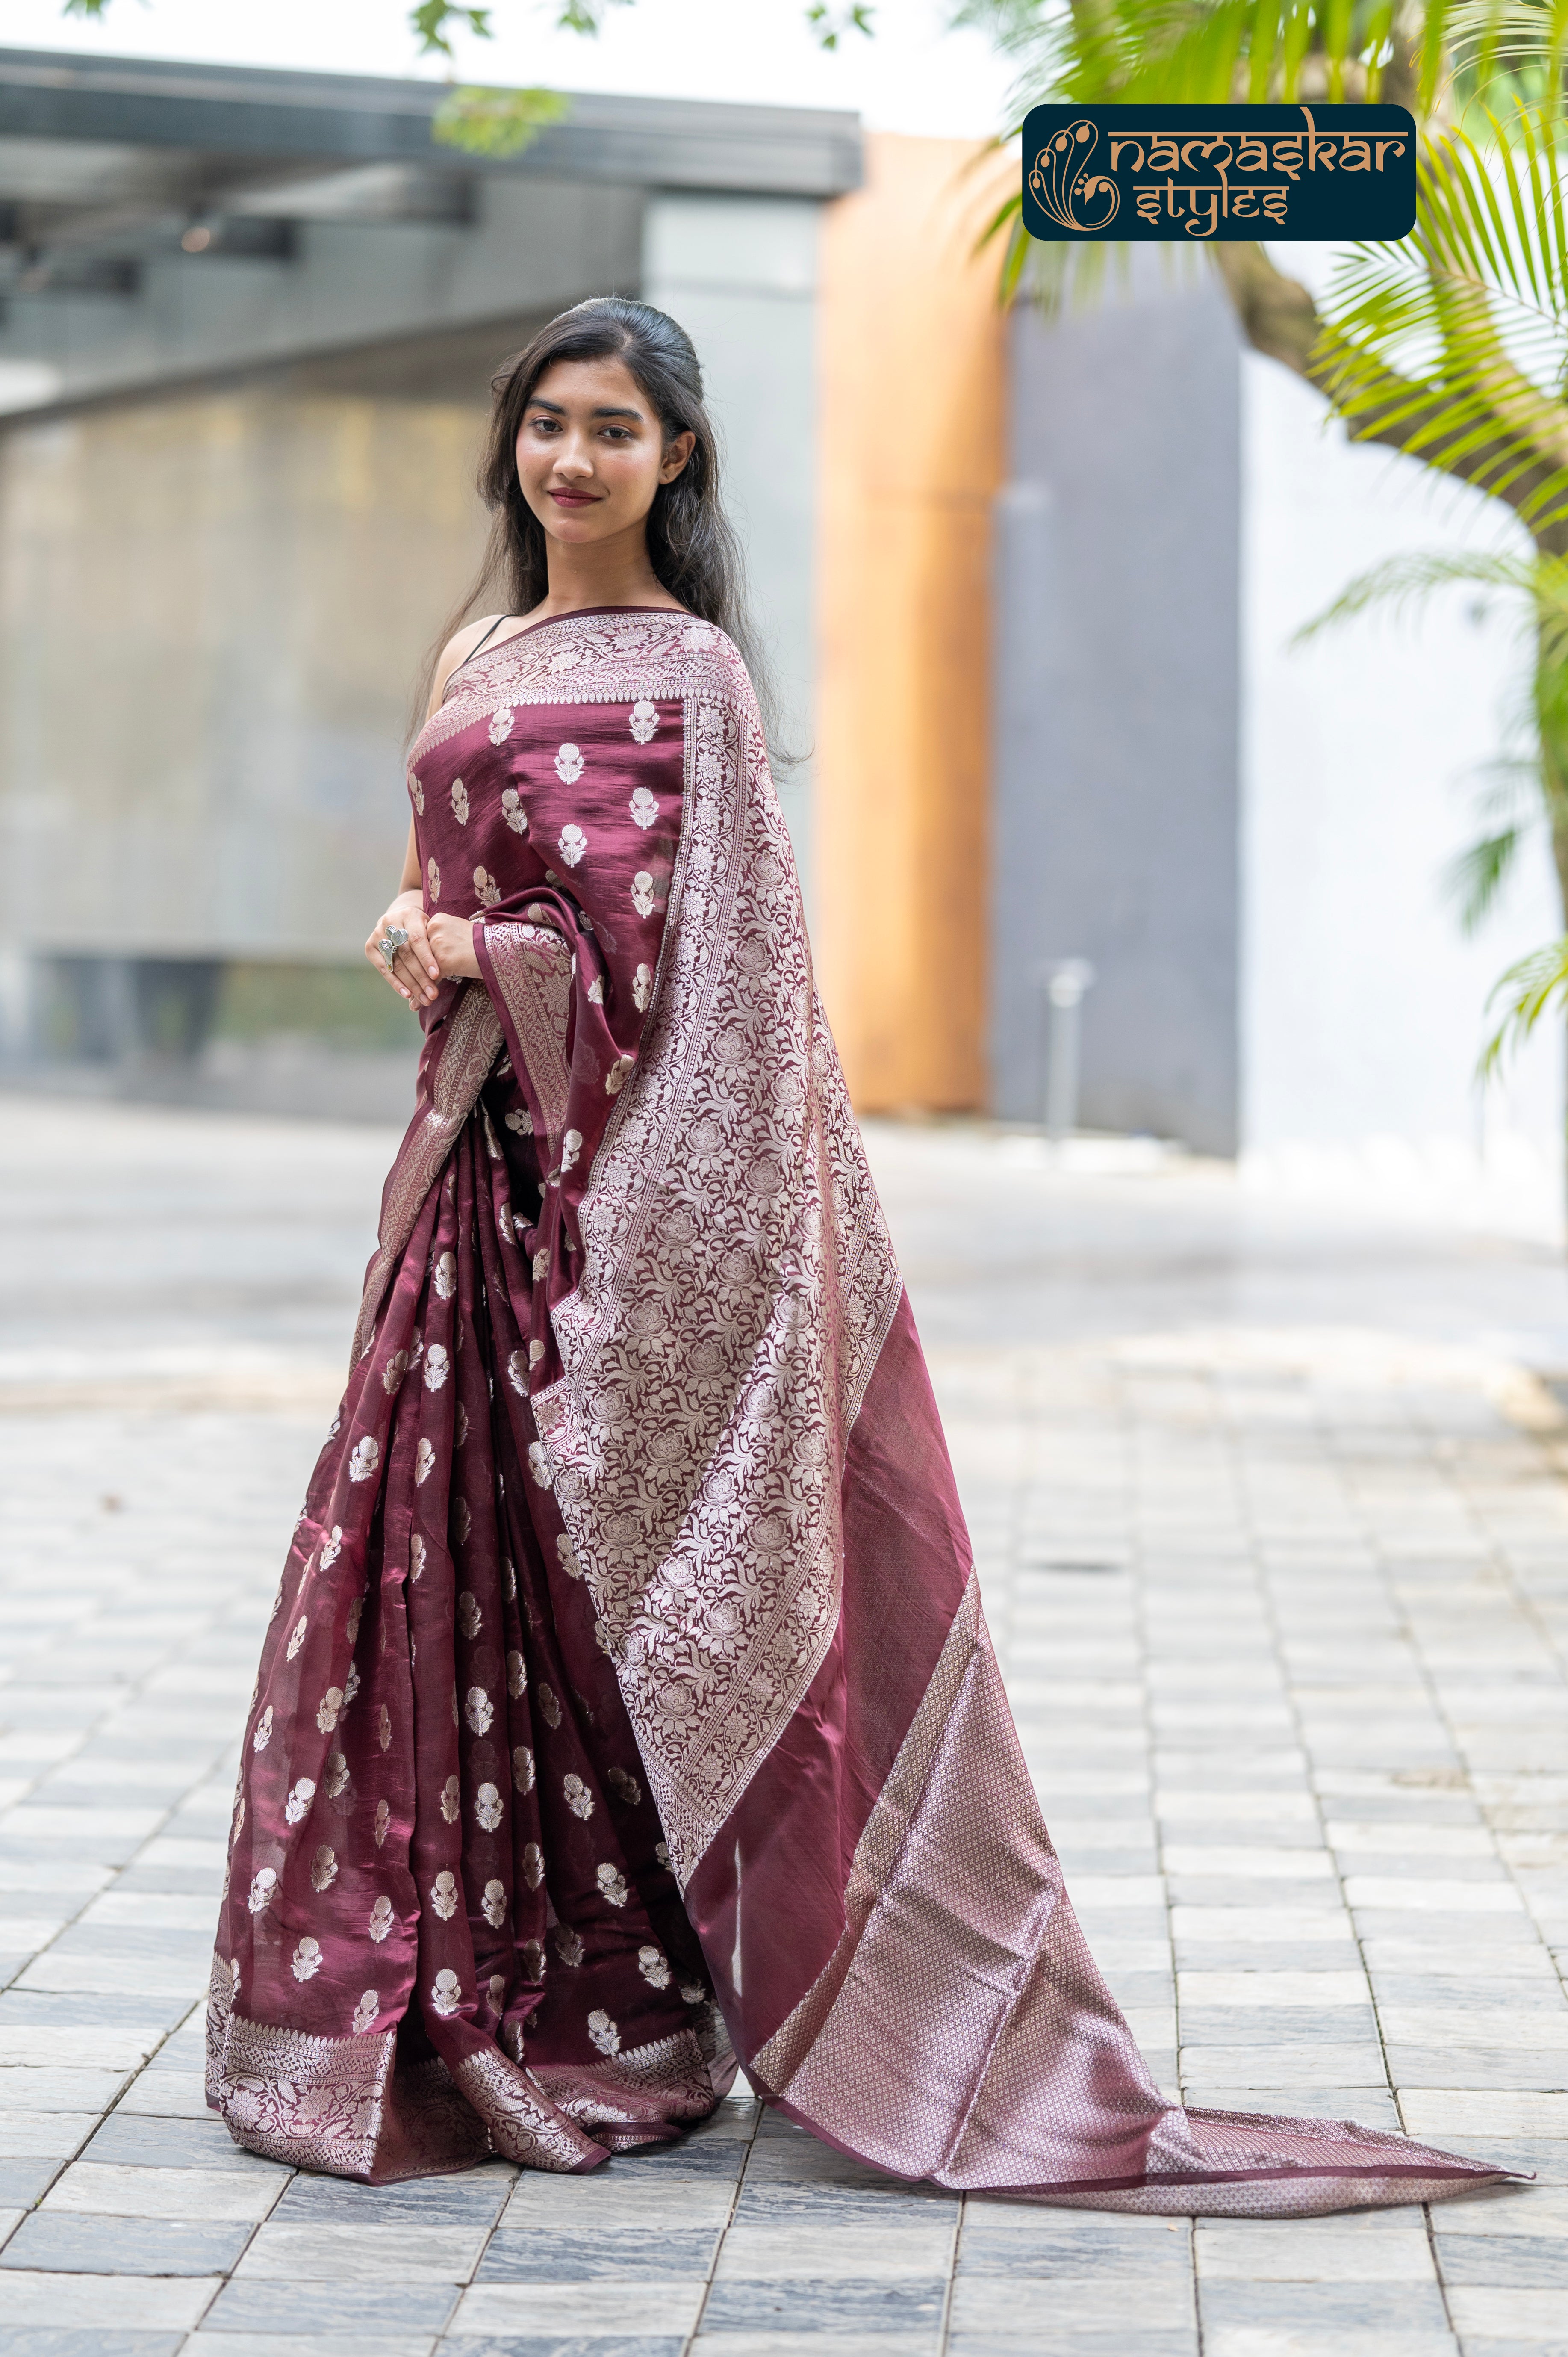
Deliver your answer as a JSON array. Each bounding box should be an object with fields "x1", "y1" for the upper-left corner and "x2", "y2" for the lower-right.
[{"x1": 209, "y1": 608, "x2": 1510, "y2": 2211}]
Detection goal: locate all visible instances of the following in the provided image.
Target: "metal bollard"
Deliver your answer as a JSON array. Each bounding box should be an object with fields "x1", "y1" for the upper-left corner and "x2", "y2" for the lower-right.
[{"x1": 1037, "y1": 958, "x2": 1096, "y2": 1141}]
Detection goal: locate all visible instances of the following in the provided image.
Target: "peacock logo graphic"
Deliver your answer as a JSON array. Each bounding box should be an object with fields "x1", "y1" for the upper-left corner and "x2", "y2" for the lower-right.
[{"x1": 1028, "y1": 119, "x2": 1119, "y2": 232}]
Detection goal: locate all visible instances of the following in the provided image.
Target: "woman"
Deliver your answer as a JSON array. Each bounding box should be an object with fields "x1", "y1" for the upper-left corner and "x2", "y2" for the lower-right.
[{"x1": 208, "y1": 297, "x2": 1509, "y2": 2211}]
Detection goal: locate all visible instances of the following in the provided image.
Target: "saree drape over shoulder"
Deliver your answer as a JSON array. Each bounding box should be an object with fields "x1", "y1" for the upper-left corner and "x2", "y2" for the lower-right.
[{"x1": 209, "y1": 607, "x2": 1511, "y2": 2212}]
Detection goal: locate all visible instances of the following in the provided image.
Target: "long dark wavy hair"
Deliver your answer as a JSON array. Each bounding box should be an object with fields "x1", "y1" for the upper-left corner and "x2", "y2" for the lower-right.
[{"x1": 426, "y1": 296, "x2": 779, "y2": 745}]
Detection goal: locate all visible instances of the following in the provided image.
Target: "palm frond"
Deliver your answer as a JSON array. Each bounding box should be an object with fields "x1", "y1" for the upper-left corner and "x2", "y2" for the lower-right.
[
  {"x1": 1443, "y1": 824, "x2": 1525, "y2": 923},
  {"x1": 1480, "y1": 933, "x2": 1568, "y2": 1066},
  {"x1": 1288, "y1": 545, "x2": 1547, "y2": 642}
]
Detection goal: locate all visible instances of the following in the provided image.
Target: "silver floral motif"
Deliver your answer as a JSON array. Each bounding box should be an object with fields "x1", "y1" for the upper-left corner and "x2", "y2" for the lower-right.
[
  {"x1": 368, "y1": 1895, "x2": 395, "y2": 1942},
  {"x1": 482, "y1": 1878, "x2": 507, "y2": 1928},
  {"x1": 630, "y1": 784, "x2": 659, "y2": 825},
  {"x1": 253, "y1": 1707, "x2": 273, "y2": 1752},
  {"x1": 632, "y1": 962, "x2": 652, "y2": 1012},
  {"x1": 380, "y1": 1347, "x2": 409, "y2": 1396},
  {"x1": 508, "y1": 1351, "x2": 530, "y2": 1398},
  {"x1": 522, "y1": 1937, "x2": 545, "y2": 1980},
  {"x1": 310, "y1": 1845, "x2": 338, "y2": 1892},
  {"x1": 595, "y1": 1863, "x2": 628, "y2": 1907},
  {"x1": 441, "y1": 1775, "x2": 460, "y2": 1823},
  {"x1": 555, "y1": 1533, "x2": 581, "y2": 1580},
  {"x1": 487, "y1": 1971, "x2": 506, "y2": 2011},
  {"x1": 451, "y1": 777, "x2": 469, "y2": 824},
  {"x1": 522, "y1": 1843, "x2": 543, "y2": 1890},
  {"x1": 455, "y1": 1403, "x2": 469, "y2": 1450},
  {"x1": 286, "y1": 1615, "x2": 307, "y2": 1661},
  {"x1": 284, "y1": 1772, "x2": 318, "y2": 1829},
  {"x1": 466, "y1": 1686, "x2": 494, "y2": 1736},
  {"x1": 563, "y1": 1773, "x2": 593, "y2": 1820},
  {"x1": 554, "y1": 742, "x2": 585, "y2": 784},
  {"x1": 679, "y1": 1979, "x2": 707, "y2": 2004},
  {"x1": 431, "y1": 1870, "x2": 459, "y2": 1920},
  {"x1": 527, "y1": 1440, "x2": 551, "y2": 1487},
  {"x1": 537, "y1": 1683, "x2": 562, "y2": 1730},
  {"x1": 431, "y1": 1968, "x2": 463, "y2": 2017},
  {"x1": 453, "y1": 1497, "x2": 472, "y2": 1545},
  {"x1": 506, "y1": 1105, "x2": 533, "y2": 1135},
  {"x1": 631, "y1": 870, "x2": 656, "y2": 918},
  {"x1": 427, "y1": 855, "x2": 441, "y2": 900},
  {"x1": 345, "y1": 1595, "x2": 363, "y2": 1643},
  {"x1": 560, "y1": 1128, "x2": 583, "y2": 1173},
  {"x1": 247, "y1": 1867, "x2": 277, "y2": 1915},
  {"x1": 533, "y1": 1246, "x2": 551, "y2": 1280},
  {"x1": 489, "y1": 705, "x2": 513, "y2": 744},
  {"x1": 604, "y1": 1053, "x2": 634, "y2": 1096},
  {"x1": 512, "y1": 1744, "x2": 535, "y2": 1793},
  {"x1": 351, "y1": 1989, "x2": 379, "y2": 2033},
  {"x1": 475, "y1": 1782, "x2": 504, "y2": 1832},
  {"x1": 348, "y1": 1435, "x2": 380, "y2": 1484},
  {"x1": 344, "y1": 1662, "x2": 361, "y2": 1709},
  {"x1": 607, "y1": 1766, "x2": 642, "y2": 1807},
  {"x1": 377, "y1": 1704, "x2": 392, "y2": 1752},
  {"x1": 554, "y1": 1923, "x2": 584, "y2": 1968},
  {"x1": 638, "y1": 1946, "x2": 671, "y2": 1988},
  {"x1": 506, "y1": 1650, "x2": 525, "y2": 1698},
  {"x1": 292, "y1": 1936, "x2": 323, "y2": 1982},
  {"x1": 587, "y1": 2007, "x2": 620, "y2": 2055},
  {"x1": 424, "y1": 1343, "x2": 450, "y2": 1391},
  {"x1": 457, "y1": 1591, "x2": 481, "y2": 1639},
  {"x1": 319, "y1": 1525, "x2": 342, "y2": 1570},
  {"x1": 373, "y1": 1798, "x2": 390, "y2": 1846},
  {"x1": 315, "y1": 1687, "x2": 344, "y2": 1734},
  {"x1": 433, "y1": 1250, "x2": 457, "y2": 1301},
  {"x1": 409, "y1": 1533, "x2": 427, "y2": 1582},
  {"x1": 630, "y1": 700, "x2": 659, "y2": 745},
  {"x1": 324, "y1": 1751, "x2": 350, "y2": 1799},
  {"x1": 409, "y1": 772, "x2": 424, "y2": 815},
  {"x1": 501, "y1": 786, "x2": 527, "y2": 835},
  {"x1": 557, "y1": 822, "x2": 587, "y2": 867}
]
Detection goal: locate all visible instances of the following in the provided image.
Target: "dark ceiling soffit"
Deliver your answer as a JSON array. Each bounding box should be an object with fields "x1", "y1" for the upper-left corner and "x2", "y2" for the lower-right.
[{"x1": 0, "y1": 47, "x2": 863, "y2": 197}]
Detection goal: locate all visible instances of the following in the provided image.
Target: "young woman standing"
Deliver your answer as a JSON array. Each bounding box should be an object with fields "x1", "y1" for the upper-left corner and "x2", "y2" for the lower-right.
[{"x1": 207, "y1": 297, "x2": 1506, "y2": 2212}]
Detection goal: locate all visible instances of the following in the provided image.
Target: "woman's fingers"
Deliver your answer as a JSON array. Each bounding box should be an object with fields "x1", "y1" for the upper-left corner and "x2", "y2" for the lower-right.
[
  {"x1": 365, "y1": 925, "x2": 408, "y2": 997},
  {"x1": 402, "y1": 906, "x2": 441, "y2": 982}
]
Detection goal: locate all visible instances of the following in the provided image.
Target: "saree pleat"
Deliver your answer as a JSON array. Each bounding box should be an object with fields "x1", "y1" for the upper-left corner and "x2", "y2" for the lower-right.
[{"x1": 209, "y1": 605, "x2": 1519, "y2": 2212}]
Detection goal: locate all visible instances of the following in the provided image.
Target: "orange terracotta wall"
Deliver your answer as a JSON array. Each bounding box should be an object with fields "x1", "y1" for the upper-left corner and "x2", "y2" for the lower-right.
[{"x1": 813, "y1": 132, "x2": 1008, "y2": 1113}]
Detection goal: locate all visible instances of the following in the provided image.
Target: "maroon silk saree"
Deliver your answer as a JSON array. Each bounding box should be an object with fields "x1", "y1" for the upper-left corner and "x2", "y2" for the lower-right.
[{"x1": 208, "y1": 605, "x2": 1510, "y2": 2212}]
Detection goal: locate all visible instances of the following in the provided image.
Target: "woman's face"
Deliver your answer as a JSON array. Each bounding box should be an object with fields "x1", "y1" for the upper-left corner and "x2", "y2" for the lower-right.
[{"x1": 516, "y1": 355, "x2": 694, "y2": 549}]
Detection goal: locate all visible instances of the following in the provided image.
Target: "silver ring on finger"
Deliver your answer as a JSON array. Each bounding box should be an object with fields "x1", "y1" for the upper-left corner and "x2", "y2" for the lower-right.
[{"x1": 379, "y1": 925, "x2": 410, "y2": 969}]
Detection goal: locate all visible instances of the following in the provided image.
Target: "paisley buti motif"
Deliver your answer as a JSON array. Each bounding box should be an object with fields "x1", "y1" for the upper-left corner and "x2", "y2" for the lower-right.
[
  {"x1": 409, "y1": 1533, "x2": 427, "y2": 1582},
  {"x1": 508, "y1": 1352, "x2": 530, "y2": 1398},
  {"x1": 323, "y1": 1751, "x2": 350, "y2": 1800},
  {"x1": 440, "y1": 1775, "x2": 460, "y2": 1824},
  {"x1": 560, "y1": 1128, "x2": 583, "y2": 1173},
  {"x1": 554, "y1": 742, "x2": 585, "y2": 784},
  {"x1": 252, "y1": 1707, "x2": 274, "y2": 1752},
  {"x1": 587, "y1": 2008, "x2": 620, "y2": 2055},
  {"x1": 554, "y1": 1923, "x2": 584, "y2": 1968},
  {"x1": 348, "y1": 1436, "x2": 380, "y2": 1484},
  {"x1": 558, "y1": 823, "x2": 587, "y2": 867},
  {"x1": 630, "y1": 784, "x2": 659, "y2": 826},
  {"x1": 638, "y1": 1945, "x2": 672, "y2": 1988},
  {"x1": 596, "y1": 1863, "x2": 628, "y2": 1908},
  {"x1": 315, "y1": 1687, "x2": 344, "y2": 1734},
  {"x1": 247, "y1": 1868, "x2": 277, "y2": 1915},
  {"x1": 450, "y1": 777, "x2": 469, "y2": 824},
  {"x1": 475, "y1": 1782, "x2": 504, "y2": 1832},
  {"x1": 368, "y1": 1896, "x2": 395, "y2": 1942},
  {"x1": 433, "y1": 1251, "x2": 457, "y2": 1301},
  {"x1": 377, "y1": 1704, "x2": 392, "y2": 1752},
  {"x1": 310, "y1": 1845, "x2": 338, "y2": 1892},
  {"x1": 457, "y1": 1592, "x2": 481, "y2": 1640},
  {"x1": 373, "y1": 1798, "x2": 391, "y2": 1846},
  {"x1": 427, "y1": 856, "x2": 441, "y2": 901},
  {"x1": 319, "y1": 1526, "x2": 343, "y2": 1570},
  {"x1": 563, "y1": 1773, "x2": 593, "y2": 1820},
  {"x1": 629, "y1": 702, "x2": 659, "y2": 746},
  {"x1": 556, "y1": 1533, "x2": 581, "y2": 1580},
  {"x1": 631, "y1": 871, "x2": 655, "y2": 917},
  {"x1": 351, "y1": 1989, "x2": 379, "y2": 2033},
  {"x1": 605, "y1": 1054, "x2": 634, "y2": 1096},
  {"x1": 424, "y1": 1344, "x2": 450, "y2": 1392},
  {"x1": 527, "y1": 1441, "x2": 551, "y2": 1487},
  {"x1": 506, "y1": 1105, "x2": 533, "y2": 1136},
  {"x1": 500, "y1": 786, "x2": 527, "y2": 835},
  {"x1": 607, "y1": 1766, "x2": 642, "y2": 1808},
  {"x1": 489, "y1": 705, "x2": 514, "y2": 745},
  {"x1": 632, "y1": 963, "x2": 652, "y2": 1012},
  {"x1": 466, "y1": 1687, "x2": 494, "y2": 1736},
  {"x1": 482, "y1": 1879, "x2": 507, "y2": 1929},
  {"x1": 408, "y1": 772, "x2": 424, "y2": 815},
  {"x1": 431, "y1": 1871, "x2": 459, "y2": 1920},
  {"x1": 487, "y1": 1972, "x2": 506, "y2": 2012},
  {"x1": 431, "y1": 1969, "x2": 463, "y2": 2017},
  {"x1": 292, "y1": 1937, "x2": 323, "y2": 1982},
  {"x1": 522, "y1": 1937, "x2": 545, "y2": 1981},
  {"x1": 521, "y1": 1843, "x2": 544, "y2": 1890},
  {"x1": 506, "y1": 1651, "x2": 525, "y2": 1698},
  {"x1": 475, "y1": 867, "x2": 501, "y2": 907},
  {"x1": 286, "y1": 1616, "x2": 307, "y2": 1661},
  {"x1": 512, "y1": 1744, "x2": 535, "y2": 1793},
  {"x1": 537, "y1": 1683, "x2": 563, "y2": 1730}
]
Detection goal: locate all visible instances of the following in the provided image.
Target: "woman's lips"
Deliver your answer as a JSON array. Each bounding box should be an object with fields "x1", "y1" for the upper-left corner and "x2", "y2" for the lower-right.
[{"x1": 548, "y1": 488, "x2": 600, "y2": 507}]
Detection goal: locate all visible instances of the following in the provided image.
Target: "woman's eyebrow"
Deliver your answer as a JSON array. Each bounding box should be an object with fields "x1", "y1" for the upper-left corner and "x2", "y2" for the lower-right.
[{"x1": 525, "y1": 399, "x2": 643, "y2": 421}]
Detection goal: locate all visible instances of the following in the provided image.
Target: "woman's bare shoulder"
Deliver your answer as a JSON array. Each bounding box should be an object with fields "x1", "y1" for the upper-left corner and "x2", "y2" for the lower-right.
[{"x1": 427, "y1": 614, "x2": 510, "y2": 718}]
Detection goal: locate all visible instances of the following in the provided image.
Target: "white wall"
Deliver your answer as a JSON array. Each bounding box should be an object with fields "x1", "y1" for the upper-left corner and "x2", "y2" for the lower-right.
[
  {"x1": 1240, "y1": 347, "x2": 1565, "y2": 1244},
  {"x1": 642, "y1": 194, "x2": 819, "y2": 890}
]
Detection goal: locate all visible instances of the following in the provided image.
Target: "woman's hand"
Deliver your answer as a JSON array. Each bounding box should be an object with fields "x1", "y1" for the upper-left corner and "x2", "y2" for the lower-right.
[
  {"x1": 364, "y1": 890, "x2": 442, "y2": 1009},
  {"x1": 426, "y1": 912, "x2": 482, "y2": 983}
]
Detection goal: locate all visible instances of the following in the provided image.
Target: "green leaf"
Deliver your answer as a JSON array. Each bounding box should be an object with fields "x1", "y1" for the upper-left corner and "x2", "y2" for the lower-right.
[
  {"x1": 431, "y1": 83, "x2": 569, "y2": 157},
  {"x1": 410, "y1": 3, "x2": 493, "y2": 62},
  {"x1": 1480, "y1": 933, "x2": 1568, "y2": 1068}
]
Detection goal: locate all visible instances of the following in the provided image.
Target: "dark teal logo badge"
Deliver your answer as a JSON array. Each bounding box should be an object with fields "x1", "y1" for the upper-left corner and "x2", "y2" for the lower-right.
[{"x1": 1022, "y1": 104, "x2": 1416, "y2": 242}]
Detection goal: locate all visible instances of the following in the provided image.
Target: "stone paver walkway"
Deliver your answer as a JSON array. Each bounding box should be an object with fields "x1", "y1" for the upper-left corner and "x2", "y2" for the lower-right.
[{"x1": 0, "y1": 1096, "x2": 1565, "y2": 2356}]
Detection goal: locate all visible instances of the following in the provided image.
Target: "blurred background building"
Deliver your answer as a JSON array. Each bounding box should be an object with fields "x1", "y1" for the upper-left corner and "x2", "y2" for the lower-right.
[{"x1": 0, "y1": 40, "x2": 1560, "y2": 1237}]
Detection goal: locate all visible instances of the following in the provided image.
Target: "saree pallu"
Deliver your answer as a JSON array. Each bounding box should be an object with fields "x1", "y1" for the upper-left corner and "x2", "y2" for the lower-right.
[{"x1": 209, "y1": 605, "x2": 1512, "y2": 2212}]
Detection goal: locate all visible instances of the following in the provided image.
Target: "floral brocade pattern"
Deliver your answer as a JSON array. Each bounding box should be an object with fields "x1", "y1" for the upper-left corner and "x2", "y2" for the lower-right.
[{"x1": 408, "y1": 613, "x2": 904, "y2": 1883}]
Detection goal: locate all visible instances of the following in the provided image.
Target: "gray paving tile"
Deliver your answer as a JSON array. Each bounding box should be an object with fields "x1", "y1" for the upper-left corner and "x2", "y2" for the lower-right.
[
  {"x1": 83, "y1": 2113, "x2": 286, "y2": 2172},
  {"x1": 0, "y1": 2209, "x2": 252, "y2": 2274},
  {"x1": 1435, "y1": 2231, "x2": 1568, "y2": 2285},
  {"x1": 1197, "y1": 2279, "x2": 1452, "y2": 2329},
  {"x1": 0, "y1": 2336, "x2": 186, "y2": 2356},
  {"x1": 474, "y1": 2227, "x2": 722, "y2": 2280},
  {"x1": 203, "y1": 2277, "x2": 460, "y2": 2332},
  {"x1": 445, "y1": 2342, "x2": 685, "y2": 2357},
  {"x1": 270, "y1": 2168, "x2": 511, "y2": 2225},
  {"x1": 699, "y1": 2278, "x2": 947, "y2": 2331}
]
